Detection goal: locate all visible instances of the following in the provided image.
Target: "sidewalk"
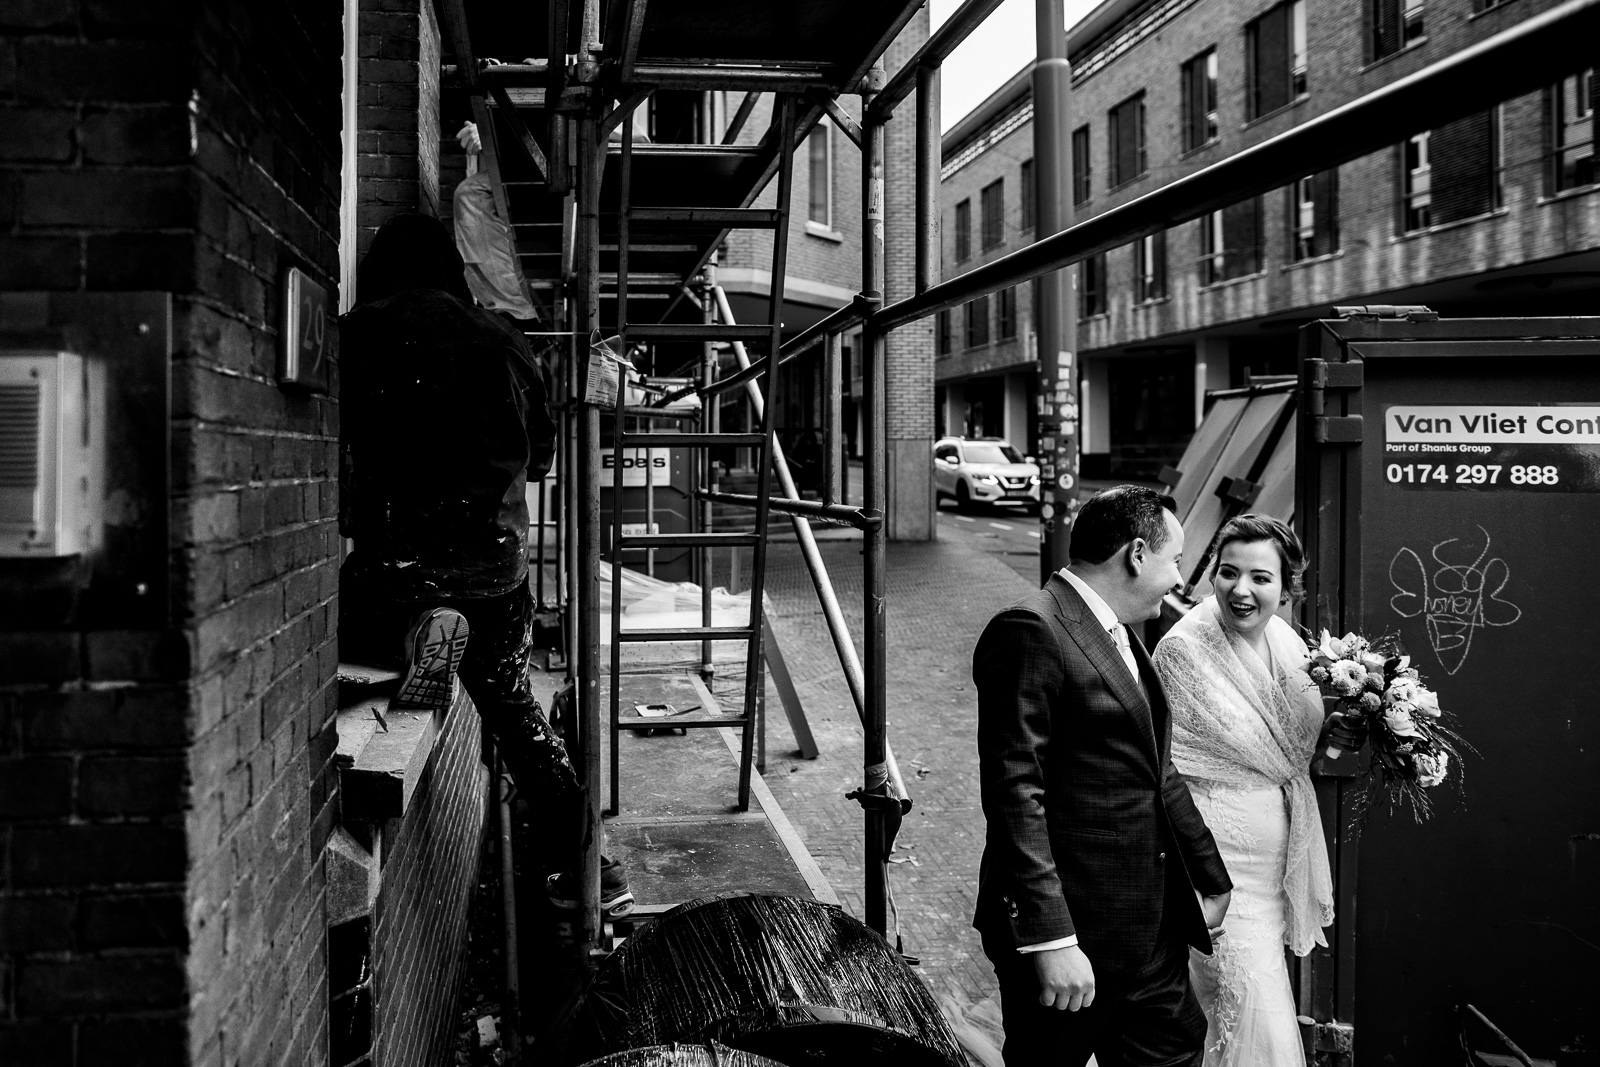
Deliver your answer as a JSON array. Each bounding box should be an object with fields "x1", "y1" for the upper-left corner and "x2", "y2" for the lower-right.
[{"x1": 753, "y1": 529, "x2": 1038, "y2": 1011}]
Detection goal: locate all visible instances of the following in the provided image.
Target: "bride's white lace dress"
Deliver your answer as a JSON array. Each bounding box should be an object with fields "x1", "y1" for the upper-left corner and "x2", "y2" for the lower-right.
[{"x1": 1152, "y1": 599, "x2": 1334, "y2": 1067}]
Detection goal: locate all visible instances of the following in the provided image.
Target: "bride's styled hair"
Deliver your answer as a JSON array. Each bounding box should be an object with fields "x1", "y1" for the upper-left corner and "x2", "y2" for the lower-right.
[{"x1": 1211, "y1": 514, "x2": 1306, "y2": 603}]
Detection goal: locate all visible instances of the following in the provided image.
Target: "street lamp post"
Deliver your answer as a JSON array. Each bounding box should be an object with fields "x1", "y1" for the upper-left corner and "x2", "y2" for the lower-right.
[{"x1": 1033, "y1": 0, "x2": 1077, "y2": 582}]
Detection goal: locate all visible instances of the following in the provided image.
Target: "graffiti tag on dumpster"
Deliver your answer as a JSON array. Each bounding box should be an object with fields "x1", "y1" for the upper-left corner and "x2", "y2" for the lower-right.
[{"x1": 1389, "y1": 526, "x2": 1522, "y2": 675}]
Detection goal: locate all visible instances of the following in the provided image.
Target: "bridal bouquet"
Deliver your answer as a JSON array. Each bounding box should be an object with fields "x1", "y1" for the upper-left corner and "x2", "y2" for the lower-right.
[{"x1": 1306, "y1": 630, "x2": 1467, "y2": 821}]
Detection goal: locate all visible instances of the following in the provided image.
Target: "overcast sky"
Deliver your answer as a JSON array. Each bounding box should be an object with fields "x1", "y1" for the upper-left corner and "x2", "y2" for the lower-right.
[{"x1": 930, "y1": 0, "x2": 1101, "y2": 132}]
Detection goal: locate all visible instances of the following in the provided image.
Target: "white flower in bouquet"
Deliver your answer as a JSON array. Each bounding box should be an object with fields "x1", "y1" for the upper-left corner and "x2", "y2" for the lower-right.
[
  {"x1": 1413, "y1": 688, "x2": 1442, "y2": 718},
  {"x1": 1385, "y1": 677, "x2": 1421, "y2": 706},
  {"x1": 1413, "y1": 750, "x2": 1449, "y2": 787},
  {"x1": 1329, "y1": 659, "x2": 1367, "y2": 696},
  {"x1": 1383, "y1": 706, "x2": 1422, "y2": 738},
  {"x1": 1317, "y1": 630, "x2": 1347, "y2": 661}
]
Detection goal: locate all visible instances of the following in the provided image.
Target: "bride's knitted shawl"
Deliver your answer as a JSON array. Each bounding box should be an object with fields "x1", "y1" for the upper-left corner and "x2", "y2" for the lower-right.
[{"x1": 1152, "y1": 597, "x2": 1335, "y2": 955}]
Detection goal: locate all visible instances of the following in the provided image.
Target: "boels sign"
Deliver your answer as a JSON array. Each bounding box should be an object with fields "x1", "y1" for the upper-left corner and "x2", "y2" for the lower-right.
[{"x1": 602, "y1": 447, "x2": 670, "y2": 488}]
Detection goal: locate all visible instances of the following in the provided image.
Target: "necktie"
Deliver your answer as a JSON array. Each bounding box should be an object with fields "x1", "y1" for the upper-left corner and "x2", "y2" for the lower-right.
[{"x1": 1110, "y1": 624, "x2": 1140, "y2": 682}]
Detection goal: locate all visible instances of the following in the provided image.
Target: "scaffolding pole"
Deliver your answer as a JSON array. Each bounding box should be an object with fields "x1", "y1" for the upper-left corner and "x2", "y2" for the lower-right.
[
  {"x1": 1034, "y1": 0, "x2": 1075, "y2": 580},
  {"x1": 574, "y1": 109, "x2": 604, "y2": 953},
  {"x1": 860, "y1": 62, "x2": 891, "y2": 939}
]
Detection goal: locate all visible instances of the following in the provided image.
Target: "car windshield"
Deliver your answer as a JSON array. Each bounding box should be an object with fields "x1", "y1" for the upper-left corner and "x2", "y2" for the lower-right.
[{"x1": 963, "y1": 443, "x2": 1023, "y2": 464}]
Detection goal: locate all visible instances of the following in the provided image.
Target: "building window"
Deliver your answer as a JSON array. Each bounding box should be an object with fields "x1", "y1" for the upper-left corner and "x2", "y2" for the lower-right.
[
  {"x1": 965, "y1": 296, "x2": 990, "y2": 347},
  {"x1": 808, "y1": 123, "x2": 832, "y2": 226},
  {"x1": 954, "y1": 198, "x2": 972, "y2": 262},
  {"x1": 1288, "y1": 170, "x2": 1339, "y2": 260},
  {"x1": 981, "y1": 178, "x2": 1005, "y2": 250},
  {"x1": 1020, "y1": 159, "x2": 1035, "y2": 230},
  {"x1": 1134, "y1": 231, "x2": 1167, "y2": 302},
  {"x1": 1108, "y1": 93, "x2": 1147, "y2": 189},
  {"x1": 998, "y1": 286, "x2": 1017, "y2": 339},
  {"x1": 1198, "y1": 198, "x2": 1263, "y2": 285},
  {"x1": 1373, "y1": 0, "x2": 1425, "y2": 60},
  {"x1": 1550, "y1": 69, "x2": 1597, "y2": 193},
  {"x1": 1079, "y1": 253, "x2": 1108, "y2": 318},
  {"x1": 1181, "y1": 49, "x2": 1219, "y2": 151},
  {"x1": 1072, "y1": 125, "x2": 1091, "y2": 205},
  {"x1": 937, "y1": 310, "x2": 953, "y2": 355},
  {"x1": 1401, "y1": 109, "x2": 1500, "y2": 233},
  {"x1": 1246, "y1": 0, "x2": 1307, "y2": 120}
]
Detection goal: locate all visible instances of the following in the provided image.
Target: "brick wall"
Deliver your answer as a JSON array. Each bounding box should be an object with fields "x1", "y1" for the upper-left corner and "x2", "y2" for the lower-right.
[
  {"x1": 182, "y1": 3, "x2": 345, "y2": 1065},
  {"x1": 722, "y1": 91, "x2": 865, "y2": 298},
  {"x1": 934, "y1": 0, "x2": 1600, "y2": 364},
  {"x1": 938, "y1": 99, "x2": 1038, "y2": 384},
  {"x1": 0, "y1": 1, "x2": 344, "y2": 1064},
  {"x1": 370, "y1": 698, "x2": 489, "y2": 1066},
  {"x1": 1063, "y1": 0, "x2": 1600, "y2": 350},
  {"x1": 355, "y1": 0, "x2": 442, "y2": 259},
  {"x1": 882, "y1": 8, "x2": 936, "y2": 541}
]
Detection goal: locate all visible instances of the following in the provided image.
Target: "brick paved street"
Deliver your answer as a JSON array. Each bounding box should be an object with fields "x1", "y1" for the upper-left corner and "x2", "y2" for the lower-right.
[{"x1": 752, "y1": 531, "x2": 1039, "y2": 1012}]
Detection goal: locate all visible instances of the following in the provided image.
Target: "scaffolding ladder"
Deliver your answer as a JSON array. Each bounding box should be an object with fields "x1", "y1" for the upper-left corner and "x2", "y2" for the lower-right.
[{"x1": 606, "y1": 94, "x2": 798, "y2": 815}]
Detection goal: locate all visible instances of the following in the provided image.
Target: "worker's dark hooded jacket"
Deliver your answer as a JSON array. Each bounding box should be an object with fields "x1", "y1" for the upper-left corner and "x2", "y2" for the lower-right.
[{"x1": 339, "y1": 213, "x2": 555, "y2": 598}]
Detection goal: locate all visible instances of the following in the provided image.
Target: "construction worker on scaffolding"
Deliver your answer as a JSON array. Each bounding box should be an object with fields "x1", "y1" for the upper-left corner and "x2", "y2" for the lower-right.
[{"x1": 339, "y1": 211, "x2": 633, "y2": 919}]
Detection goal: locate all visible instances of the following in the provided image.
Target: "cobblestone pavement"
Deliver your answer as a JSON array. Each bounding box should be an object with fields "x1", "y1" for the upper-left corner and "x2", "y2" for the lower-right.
[{"x1": 750, "y1": 533, "x2": 1039, "y2": 1011}]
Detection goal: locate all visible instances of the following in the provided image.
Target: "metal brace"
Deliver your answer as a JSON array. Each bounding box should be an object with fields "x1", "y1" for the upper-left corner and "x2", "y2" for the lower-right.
[
  {"x1": 1306, "y1": 1020, "x2": 1354, "y2": 1067},
  {"x1": 1305, "y1": 358, "x2": 1364, "y2": 444},
  {"x1": 1215, "y1": 475, "x2": 1262, "y2": 505},
  {"x1": 1333, "y1": 304, "x2": 1439, "y2": 322}
]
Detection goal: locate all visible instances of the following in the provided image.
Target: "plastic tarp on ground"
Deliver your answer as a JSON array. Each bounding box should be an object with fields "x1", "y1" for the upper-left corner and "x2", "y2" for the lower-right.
[{"x1": 599, "y1": 561, "x2": 751, "y2": 665}]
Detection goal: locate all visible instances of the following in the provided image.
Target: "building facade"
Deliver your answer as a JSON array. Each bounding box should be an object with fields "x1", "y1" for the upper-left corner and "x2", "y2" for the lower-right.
[{"x1": 939, "y1": 0, "x2": 1598, "y2": 478}]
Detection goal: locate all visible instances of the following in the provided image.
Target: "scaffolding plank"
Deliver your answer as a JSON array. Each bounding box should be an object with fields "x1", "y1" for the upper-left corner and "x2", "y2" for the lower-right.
[
  {"x1": 619, "y1": 431, "x2": 765, "y2": 447},
  {"x1": 627, "y1": 323, "x2": 770, "y2": 343}
]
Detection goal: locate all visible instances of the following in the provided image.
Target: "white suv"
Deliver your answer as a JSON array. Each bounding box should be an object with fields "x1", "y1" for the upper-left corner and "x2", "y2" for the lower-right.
[{"x1": 933, "y1": 436, "x2": 1041, "y2": 513}]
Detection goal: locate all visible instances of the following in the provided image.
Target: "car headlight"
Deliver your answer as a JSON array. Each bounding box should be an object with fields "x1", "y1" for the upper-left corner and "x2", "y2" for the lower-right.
[
  {"x1": 974, "y1": 474, "x2": 999, "y2": 485},
  {"x1": 1029, "y1": 475, "x2": 1039, "y2": 484}
]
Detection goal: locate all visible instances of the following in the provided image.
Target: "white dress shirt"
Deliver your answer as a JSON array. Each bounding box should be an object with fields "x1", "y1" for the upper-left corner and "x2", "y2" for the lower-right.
[{"x1": 1017, "y1": 568, "x2": 1139, "y2": 956}]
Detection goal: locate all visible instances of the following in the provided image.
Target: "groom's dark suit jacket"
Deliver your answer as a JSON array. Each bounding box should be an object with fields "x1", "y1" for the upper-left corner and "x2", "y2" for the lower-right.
[{"x1": 973, "y1": 574, "x2": 1232, "y2": 975}]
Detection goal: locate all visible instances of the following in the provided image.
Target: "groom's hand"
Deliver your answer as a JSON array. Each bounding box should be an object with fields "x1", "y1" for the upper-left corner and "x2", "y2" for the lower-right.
[
  {"x1": 1033, "y1": 945, "x2": 1095, "y2": 1011},
  {"x1": 1197, "y1": 889, "x2": 1232, "y2": 940}
]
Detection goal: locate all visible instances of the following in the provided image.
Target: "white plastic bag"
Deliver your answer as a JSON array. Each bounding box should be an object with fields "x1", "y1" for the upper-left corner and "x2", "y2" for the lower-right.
[
  {"x1": 583, "y1": 332, "x2": 629, "y2": 406},
  {"x1": 452, "y1": 170, "x2": 537, "y2": 319}
]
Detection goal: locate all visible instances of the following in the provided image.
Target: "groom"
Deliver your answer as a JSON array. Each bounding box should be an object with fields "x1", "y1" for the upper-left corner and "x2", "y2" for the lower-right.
[{"x1": 973, "y1": 486, "x2": 1232, "y2": 1066}]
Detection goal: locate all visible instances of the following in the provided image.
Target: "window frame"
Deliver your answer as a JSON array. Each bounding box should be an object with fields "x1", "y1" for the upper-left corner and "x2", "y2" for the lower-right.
[
  {"x1": 1078, "y1": 252, "x2": 1108, "y2": 319},
  {"x1": 1072, "y1": 125, "x2": 1092, "y2": 205},
  {"x1": 1548, "y1": 68, "x2": 1597, "y2": 195},
  {"x1": 1401, "y1": 108, "x2": 1502, "y2": 234},
  {"x1": 1287, "y1": 170, "x2": 1340, "y2": 261},
  {"x1": 936, "y1": 309, "x2": 953, "y2": 355},
  {"x1": 1134, "y1": 231, "x2": 1168, "y2": 303},
  {"x1": 1198, "y1": 198, "x2": 1263, "y2": 285},
  {"x1": 980, "y1": 178, "x2": 1005, "y2": 251},
  {"x1": 1181, "y1": 48, "x2": 1220, "y2": 152},
  {"x1": 954, "y1": 198, "x2": 972, "y2": 262},
  {"x1": 1108, "y1": 92, "x2": 1148, "y2": 190},
  {"x1": 964, "y1": 295, "x2": 990, "y2": 348},
  {"x1": 1020, "y1": 159, "x2": 1036, "y2": 231},
  {"x1": 1246, "y1": 0, "x2": 1308, "y2": 121},
  {"x1": 807, "y1": 121, "x2": 833, "y2": 228},
  {"x1": 998, "y1": 286, "x2": 1018, "y2": 339}
]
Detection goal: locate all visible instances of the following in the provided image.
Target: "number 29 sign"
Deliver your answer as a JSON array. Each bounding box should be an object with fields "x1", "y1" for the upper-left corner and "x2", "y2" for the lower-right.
[{"x1": 278, "y1": 267, "x2": 331, "y2": 393}]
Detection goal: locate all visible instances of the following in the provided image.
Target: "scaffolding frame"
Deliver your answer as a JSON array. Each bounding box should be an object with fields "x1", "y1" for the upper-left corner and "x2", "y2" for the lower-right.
[{"x1": 439, "y1": 0, "x2": 1600, "y2": 967}]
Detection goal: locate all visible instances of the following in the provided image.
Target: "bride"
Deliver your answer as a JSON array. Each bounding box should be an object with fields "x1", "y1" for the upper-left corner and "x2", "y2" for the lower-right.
[{"x1": 1152, "y1": 515, "x2": 1343, "y2": 1067}]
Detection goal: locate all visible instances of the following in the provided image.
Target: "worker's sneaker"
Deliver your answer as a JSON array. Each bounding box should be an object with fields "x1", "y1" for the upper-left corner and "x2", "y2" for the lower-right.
[
  {"x1": 392, "y1": 608, "x2": 470, "y2": 710},
  {"x1": 546, "y1": 856, "x2": 635, "y2": 918}
]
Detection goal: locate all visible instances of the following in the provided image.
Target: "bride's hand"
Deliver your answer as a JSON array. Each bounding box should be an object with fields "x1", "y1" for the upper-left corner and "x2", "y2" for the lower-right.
[
  {"x1": 1320, "y1": 710, "x2": 1368, "y2": 758},
  {"x1": 1197, "y1": 889, "x2": 1231, "y2": 939}
]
